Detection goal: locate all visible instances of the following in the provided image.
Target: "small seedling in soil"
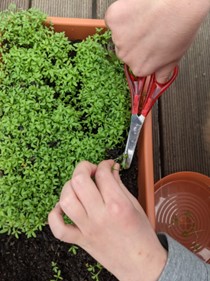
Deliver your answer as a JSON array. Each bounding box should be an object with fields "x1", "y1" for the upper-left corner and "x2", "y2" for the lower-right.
[
  {"x1": 50, "y1": 261, "x2": 63, "y2": 281},
  {"x1": 86, "y1": 262, "x2": 103, "y2": 281},
  {"x1": 68, "y1": 245, "x2": 79, "y2": 255}
]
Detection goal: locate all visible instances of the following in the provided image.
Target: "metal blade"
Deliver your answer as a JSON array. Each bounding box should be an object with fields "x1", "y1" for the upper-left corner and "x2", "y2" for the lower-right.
[{"x1": 122, "y1": 114, "x2": 145, "y2": 169}]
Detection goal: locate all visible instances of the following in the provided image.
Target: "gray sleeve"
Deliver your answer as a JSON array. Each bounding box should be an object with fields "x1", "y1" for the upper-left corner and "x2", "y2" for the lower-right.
[{"x1": 157, "y1": 233, "x2": 210, "y2": 281}]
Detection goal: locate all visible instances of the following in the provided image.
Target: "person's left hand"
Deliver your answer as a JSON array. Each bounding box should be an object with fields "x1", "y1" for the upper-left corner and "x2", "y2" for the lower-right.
[{"x1": 48, "y1": 160, "x2": 167, "y2": 281}]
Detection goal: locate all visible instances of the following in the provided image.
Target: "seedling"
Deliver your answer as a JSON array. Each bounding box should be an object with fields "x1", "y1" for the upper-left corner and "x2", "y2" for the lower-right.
[
  {"x1": 113, "y1": 153, "x2": 128, "y2": 170},
  {"x1": 51, "y1": 261, "x2": 63, "y2": 281},
  {"x1": 68, "y1": 245, "x2": 79, "y2": 255},
  {"x1": 86, "y1": 262, "x2": 103, "y2": 281}
]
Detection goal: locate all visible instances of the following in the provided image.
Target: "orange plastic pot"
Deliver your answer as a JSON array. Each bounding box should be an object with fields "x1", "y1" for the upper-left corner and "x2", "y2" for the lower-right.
[
  {"x1": 155, "y1": 171, "x2": 210, "y2": 263},
  {"x1": 47, "y1": 16, "x2": 155, "y2": 226}
]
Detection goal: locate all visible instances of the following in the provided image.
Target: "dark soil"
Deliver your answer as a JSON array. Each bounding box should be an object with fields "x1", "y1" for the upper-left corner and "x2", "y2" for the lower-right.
[{"x1": 0, "y1": 152, "x2": 138, "y2": 281}]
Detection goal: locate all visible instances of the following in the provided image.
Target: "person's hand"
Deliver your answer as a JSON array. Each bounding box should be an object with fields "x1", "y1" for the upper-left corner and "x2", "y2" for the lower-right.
[
  {"x1": 105, "y1": 0, "x2": 210, "y2": 82},
  {"x1": 48, "y1": 160, "x2": 167, "y2": 281}
]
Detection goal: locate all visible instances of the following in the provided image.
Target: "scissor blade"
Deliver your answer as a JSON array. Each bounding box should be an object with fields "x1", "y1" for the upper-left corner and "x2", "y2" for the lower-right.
[{"x1": 122, "y1": 114, "x2": 145, "y2": 169}]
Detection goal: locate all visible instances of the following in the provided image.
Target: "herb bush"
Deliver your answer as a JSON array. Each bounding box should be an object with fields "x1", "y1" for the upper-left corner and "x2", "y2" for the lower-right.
[{"x1": 0, "y1": 7, "x2": 130, "y2": 238}]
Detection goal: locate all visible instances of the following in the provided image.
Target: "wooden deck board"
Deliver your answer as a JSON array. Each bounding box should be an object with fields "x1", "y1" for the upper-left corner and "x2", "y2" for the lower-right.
[
  {"x1": 0, "y1": 0, "x2": 29, "y2": 10},
  {"x1": 152, "y1": 105, "x2": 162, "y2": 182},
  {"x1": 159, "y1": 15, "x2": 210, "y2": 177},
  {"x1": 31, "y1": 0, "x2": 92, "y2": 18},
  {"x1": 97, "y1": 0, "x2": 115, "y2": 19}
]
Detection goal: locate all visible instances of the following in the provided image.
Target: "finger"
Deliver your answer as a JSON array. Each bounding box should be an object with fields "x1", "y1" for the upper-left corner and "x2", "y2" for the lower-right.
[
  {"x1": 115, "y1": 45, "x2": 119, "y2": 56},
  {"x1": 95, "y1": 160, "x2": 129, "y2": 203},
  {"x1": 71, "y1": 161, "x2": 104, "y2": 215},
  {"x1": 72, "y1": 160, "x2": 97, "y2": 178},
  {"x1": 59, "y1": 180, "x2": 88, "y2": 226},
  {"x1": 155, "y1": 61, "x2": 179, "y2": 83},
  {"x1": 48, "y1": 203, "x2": 82, "y2": 244},
  {"x1": 112, "y1": 162, "x2": 143, "y2": 212}
]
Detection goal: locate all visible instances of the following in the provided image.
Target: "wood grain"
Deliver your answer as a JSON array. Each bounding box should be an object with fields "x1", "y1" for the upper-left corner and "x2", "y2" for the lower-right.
[
  {"x1": 97, "y1": 0, "x2": 116, "y2": 19},
  {"x1": 159, "y1": 15, "x2": 210, "y2": 177},
  {"x1": 31, "y1": 0, "x2": 92, "y2": 18},
  {"x1": 0, "y1": 0, "x2": 29, "y2": 10},
  {"x1": 152, "y1": 104, "x2": 162, "y2": 182}
]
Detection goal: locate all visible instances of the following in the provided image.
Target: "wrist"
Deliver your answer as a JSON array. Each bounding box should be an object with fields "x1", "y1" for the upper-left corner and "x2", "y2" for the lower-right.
[
  {"x1": 116, "y1": 237, "x2": 168, "y2": 281},
  {"x1": 139, "y1": 245, "x2": 167, "y2": 281}
]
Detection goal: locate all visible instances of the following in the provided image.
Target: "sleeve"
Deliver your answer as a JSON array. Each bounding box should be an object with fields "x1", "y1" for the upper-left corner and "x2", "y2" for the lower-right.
[{"x1": 157, "y1": 233, "x2": 210, "y2": 281}]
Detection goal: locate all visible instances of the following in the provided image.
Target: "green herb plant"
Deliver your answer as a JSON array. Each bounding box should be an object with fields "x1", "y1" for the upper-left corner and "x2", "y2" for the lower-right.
[
  {"x1": 86, "y1": 262, "x2": 103, "y2": 281},
  {"x1": 68, "y1": 245, "x2": 79, "y2": 255},
  {"x1": 0, "y1": 6, "x2": 130, "y2": 238},
  {"x1": 50, "y1": 261, "x2": 63, "y2": 281}
]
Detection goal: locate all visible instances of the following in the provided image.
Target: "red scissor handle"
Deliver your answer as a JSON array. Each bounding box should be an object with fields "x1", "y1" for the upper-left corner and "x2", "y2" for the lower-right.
[
  {"x1": 124, "y1": 64, "x2": 146, "y2": 115},
  {"x1": 141, "y1": 66, "x2": 179, "y2": 117},
  {"x1": 124, "y1": 65, "x2": 179, "y2": 116}
]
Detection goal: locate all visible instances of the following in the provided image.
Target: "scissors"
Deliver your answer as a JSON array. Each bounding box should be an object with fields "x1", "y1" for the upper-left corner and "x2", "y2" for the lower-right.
[{"x1": 122, "y1": 64, "x2": 179, "y2": 169}]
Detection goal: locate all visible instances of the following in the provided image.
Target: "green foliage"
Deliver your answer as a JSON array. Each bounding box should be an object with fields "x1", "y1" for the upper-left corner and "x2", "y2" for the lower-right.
[
  {"x1": 86, "y1": 262, "x2": 103, "y2": 281},
  {"x1": 68, "y1": 244, "x2": 79, "y2": 255},
  {"x1": 0, "y1": 7, "x2": 130, "y2": 237},
  {"x1": 51, "y1": 261, "x2": 63, "y2": 281},
  {"x1": 113, "y1": 153, "x2": 128, "y2": 170}
]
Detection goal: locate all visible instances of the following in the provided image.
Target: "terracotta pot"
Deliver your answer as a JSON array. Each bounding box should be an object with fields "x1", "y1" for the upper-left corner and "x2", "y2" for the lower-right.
[
  {"x1": 155, "y1": 171, "x2": 210, "y2": 263},
  {"x1": 47, "y1": 16, "x2": 155, "y2": 226},
  {"x1": 47, "y1": 17, "x2": 107, "y2": 40}
]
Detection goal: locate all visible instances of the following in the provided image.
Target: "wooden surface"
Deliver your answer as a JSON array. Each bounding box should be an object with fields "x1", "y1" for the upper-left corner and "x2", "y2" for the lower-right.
[
  {"x1": 0, "y1": 0, "x2": 29, "y2": 10},
  {"x1": 1, "y1": 0, "x2": 210, "y2": 182},
  {"x1": 32, "y1": 0, "x2": 93, "y2": 18},
  {"x1": 97, "y1": 0, "x2": 116, "y2": 19},
  {"x1": 159, "y1": 14, "x2": 210, "y2": 178}
]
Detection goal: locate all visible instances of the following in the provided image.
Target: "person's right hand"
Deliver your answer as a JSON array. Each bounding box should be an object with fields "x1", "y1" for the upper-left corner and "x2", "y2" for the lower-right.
[
  {"x1": 48, "y1": 160, "x2": 167, "y2": 281},
  {"x1": 105, "y1": 0, "x2": 210, "y2": 82}
]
